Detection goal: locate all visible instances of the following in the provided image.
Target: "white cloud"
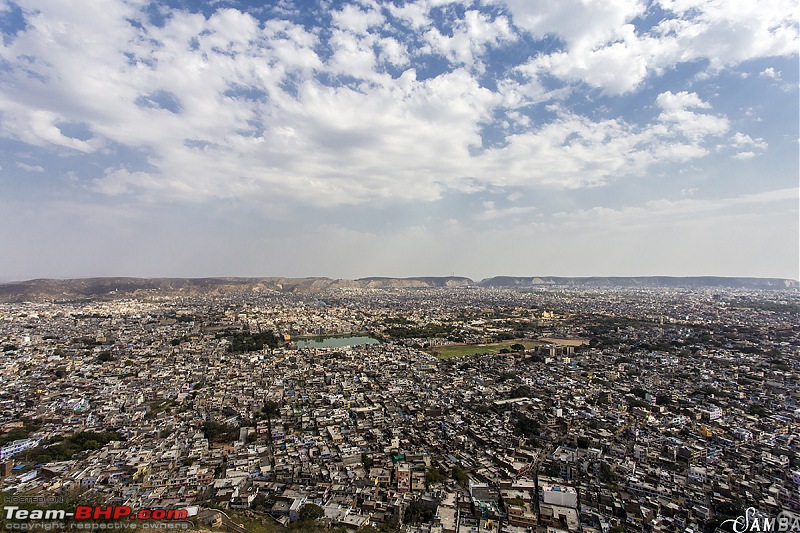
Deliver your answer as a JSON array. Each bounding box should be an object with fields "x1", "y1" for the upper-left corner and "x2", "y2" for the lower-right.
[
  {"x1": 386, "y1": 0, "x2": 474, "y2": 30},
  {"x1": 91, "y1": 168, "x2": 163, "y2": 197},
  {"x1": 554, "y1": 187, "x2": 798, "y2": 226},
  {"x1": 0, "y1": 0, "x2": 784, "y2": 211},
  {"x1": 377, "y1": 37, "x2": 410, "y2": 67},
  {"x1": 476, "y1": 204, "x2": 536, "y2": 221},
  {"x1": 331, "y1": 3, "x2": 383, "y2": 35},
  {"x1": 504, "y1": 0, "x2": 644, "y2": 50},
  {"x1": 387, "y1": 1, "x2": 432, "y2": 29},
  {"x1": 507, "y1": 0, "x2": 654, "y2": 94},
  {"x1": 472, "y1": 93, "x2": 730, "y2": 189},
  {"x1": 655, "y1": 91, "x2": 710, "y2": 112},
  {"x1": 327, "y1": 29, "x2": 379, "y2": 79},
  {"x1": 423, "y1": 10, "x2": 516, "y2": 68},
  {"x1": 730, "y1": 132, "x2": 767, "y2": 150},
  {"x1": 506, "y1": 0, "x2": 799, "y2": 95},
  {"x1": 654, "y1": 0, "x2": 798, "y2": 68},
  {"x1": 16, "y1": 161, "x2": 44, "y2": 172},
  {"x1": 0, "y1": 103, "x2": 102, "y2": 153},
  {"x1": 655, "y1": 91, "x2": 728, "y2": 142}
]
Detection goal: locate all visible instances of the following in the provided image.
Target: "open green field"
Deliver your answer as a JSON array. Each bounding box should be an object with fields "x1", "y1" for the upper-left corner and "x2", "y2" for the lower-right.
[{"x1": 430, "y1": 340, "x2": 543, "y2": 360}]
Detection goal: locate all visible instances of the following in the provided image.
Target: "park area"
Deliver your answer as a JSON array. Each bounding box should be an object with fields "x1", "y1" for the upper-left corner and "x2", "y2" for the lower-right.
[{"x1": 429, "y1": 340, "x2": 543, "y2": 360}]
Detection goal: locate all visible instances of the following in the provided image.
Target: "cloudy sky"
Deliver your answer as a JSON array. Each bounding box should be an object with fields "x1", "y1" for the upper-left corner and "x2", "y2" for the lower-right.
[{"x1": 0, "y1": 0, "x2": 797, "y2": 281}]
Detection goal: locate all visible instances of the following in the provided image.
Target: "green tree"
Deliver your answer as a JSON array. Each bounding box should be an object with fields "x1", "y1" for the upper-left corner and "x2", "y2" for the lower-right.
[
  {"x1": 361, "y1": 453, "x2": 374, "y2": 470},
  {"x1": 202, "y1": 421, "x2": 237, "y2": 443},
  {"x1": 404, "y1": 501, "x2": 434, "y2": 524},
  {"x1": 716, "y1": 497, "x2": 744, "y2": 519},
  {"x1": 452, "y1": 465, "x2": 469, "y2": 486},
  {"x1": 298, "y1": 503, "x2": 325, "y2": 522},
  {"x1": 497, "y1": 371, "x2": 516, "y2": 382},
  {"x1": 261, "y1": 400, "x2": 282, "y2": 467},
  {"x1": 513, "y1": 414, "x2": 540, "y2": 438},
  {"x1": 26, "y1": 431, "x2": 121, "y2": 462},
  {"x1": 380, "y1": 515, "x2": 400, "y2": 532},
  {"x1": 600, "y1": 462, "x2": 613, "y2": 481},
  {"x1": 510, "y1": 385, "x2": 532, "y2": 398},
  {"x1": 426, "y1": 466, "x2": 446, "y2": 485},
  {"x1": 227, "y1": 330, "x2": 281, "y2": 353}
]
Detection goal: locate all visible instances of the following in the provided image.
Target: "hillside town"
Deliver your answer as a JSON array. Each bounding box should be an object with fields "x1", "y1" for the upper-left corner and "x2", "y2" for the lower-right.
[{"x1": 0, "y1": 285, "x2": 798, "y2": 533}]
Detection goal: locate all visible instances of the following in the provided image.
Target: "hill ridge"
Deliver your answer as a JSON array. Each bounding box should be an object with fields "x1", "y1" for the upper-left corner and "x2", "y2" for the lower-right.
[{"x1": 0, "y1": 275, "x2": 796, "y2": 302}]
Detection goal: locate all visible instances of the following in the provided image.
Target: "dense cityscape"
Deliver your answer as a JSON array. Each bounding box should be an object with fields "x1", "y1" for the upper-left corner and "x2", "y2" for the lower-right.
[{"x1": 0, "y1": 280, "x2": 798, "y2": 533}]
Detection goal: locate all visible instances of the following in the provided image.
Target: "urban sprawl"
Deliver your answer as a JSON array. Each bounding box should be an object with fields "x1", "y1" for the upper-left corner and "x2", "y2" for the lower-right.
[{"x1": 1, "y1": 285, "x2": 798, "y2": 533}]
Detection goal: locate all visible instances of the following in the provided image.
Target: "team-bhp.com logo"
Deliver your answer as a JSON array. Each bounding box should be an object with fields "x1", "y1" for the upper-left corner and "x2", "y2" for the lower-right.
[
  {"x1": 720, "y1": 508, "x2": 800, "y2": 532},
  {"x1": 4, "y1": 505, "x2": 188, "y2": 529}
]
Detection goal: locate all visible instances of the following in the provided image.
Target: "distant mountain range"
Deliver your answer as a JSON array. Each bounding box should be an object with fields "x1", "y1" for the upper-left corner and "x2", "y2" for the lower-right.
[
  {"x1": 477, "y1": 276, "x2": 799, "y2": 290},
  {"x1": 0, "y1": 275, "x2": 795, "y2": 303}
]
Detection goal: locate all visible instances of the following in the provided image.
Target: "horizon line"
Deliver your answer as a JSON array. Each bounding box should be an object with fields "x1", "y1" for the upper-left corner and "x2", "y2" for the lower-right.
[{"x1": 1, "y1": 273, "x2": 798, "y2": 284}]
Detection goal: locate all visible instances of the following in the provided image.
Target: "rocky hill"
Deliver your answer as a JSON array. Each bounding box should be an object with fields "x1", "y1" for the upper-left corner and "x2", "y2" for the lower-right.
[
  {"x1": 0, "y1": 276, "x2": 471, "y2": 302},
  {"x1": 0, "y1": 275, "x2": 795, "y2": 303},
  {"x1": 478, "y1": 276, "x2": 798, "y2": 290}
]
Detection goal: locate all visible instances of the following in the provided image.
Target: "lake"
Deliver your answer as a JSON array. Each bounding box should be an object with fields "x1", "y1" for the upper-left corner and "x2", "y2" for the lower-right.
[{"x1": 295, "y1": 335, "x2": 380, "y2": 348}]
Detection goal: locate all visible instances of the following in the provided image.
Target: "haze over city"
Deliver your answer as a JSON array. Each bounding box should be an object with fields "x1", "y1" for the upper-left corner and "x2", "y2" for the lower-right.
[{"x1": 0, "y1": 0, "x2": 797, "y2": 281}]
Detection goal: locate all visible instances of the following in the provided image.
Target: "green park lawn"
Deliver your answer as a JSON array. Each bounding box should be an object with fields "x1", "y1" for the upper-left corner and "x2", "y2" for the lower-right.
[{"x1": 430, "y1": 340, "x2": 542, "y2": 360}]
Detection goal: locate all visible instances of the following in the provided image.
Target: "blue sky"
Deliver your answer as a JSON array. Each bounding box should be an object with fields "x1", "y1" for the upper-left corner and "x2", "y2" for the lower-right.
[{"x1": 0, "y1": 0, "x2": 797, "y2": 280}]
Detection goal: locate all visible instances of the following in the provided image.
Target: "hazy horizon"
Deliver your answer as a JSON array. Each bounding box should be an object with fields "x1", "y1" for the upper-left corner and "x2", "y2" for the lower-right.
[
  {"x1": 0, "y1": 0, "x2": 797, "y2": 281},
  {"x1": 0, "y1": 272, "x2": 797, "y2": 285}
]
